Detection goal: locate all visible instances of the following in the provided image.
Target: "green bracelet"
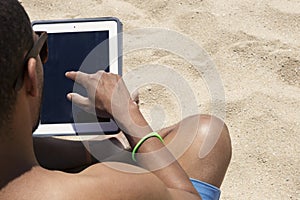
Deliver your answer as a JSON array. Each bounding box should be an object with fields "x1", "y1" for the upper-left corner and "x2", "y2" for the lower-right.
[{"x1": 132, "y1": 132, "x2": 165, "y2": 162}]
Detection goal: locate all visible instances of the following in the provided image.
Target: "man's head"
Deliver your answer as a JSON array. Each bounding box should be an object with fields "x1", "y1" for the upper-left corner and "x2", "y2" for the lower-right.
[{"x1": 0, "y1": 0, "x2": 43, "y2": 132}]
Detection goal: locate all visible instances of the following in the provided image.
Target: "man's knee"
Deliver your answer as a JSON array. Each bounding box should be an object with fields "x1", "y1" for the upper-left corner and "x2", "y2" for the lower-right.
[
  {"x1": 175, "y1": 114, "x2": 232, "y2": 186},
  {"x1": 163, "y1": 114, "x2": 232, "y2": 164},
  {"x1": 196, "y1": 114, "x2": 232, "y2": 165}
]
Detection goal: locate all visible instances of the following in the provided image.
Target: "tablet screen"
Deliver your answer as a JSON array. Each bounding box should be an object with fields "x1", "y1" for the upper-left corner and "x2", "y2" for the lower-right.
[{"x1": 41, "y1": 31, "x2": 109, "y2": 124}]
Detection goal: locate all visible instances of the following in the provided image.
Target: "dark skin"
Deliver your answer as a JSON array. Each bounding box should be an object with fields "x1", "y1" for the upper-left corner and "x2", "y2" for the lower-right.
[{"x1": 0, "y1": 32, "x2": 232, "y2": 199}]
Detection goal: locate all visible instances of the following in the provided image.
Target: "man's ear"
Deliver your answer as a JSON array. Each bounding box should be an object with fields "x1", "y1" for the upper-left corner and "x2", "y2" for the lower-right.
[{"x1": 24, "y1": 58, "x2": 38, "y2": 97}]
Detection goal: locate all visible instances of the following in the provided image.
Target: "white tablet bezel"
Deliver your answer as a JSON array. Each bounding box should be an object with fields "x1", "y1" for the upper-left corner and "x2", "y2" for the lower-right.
[{"x1": 32, "y1": 20, "x2": 120, "y2": 136}]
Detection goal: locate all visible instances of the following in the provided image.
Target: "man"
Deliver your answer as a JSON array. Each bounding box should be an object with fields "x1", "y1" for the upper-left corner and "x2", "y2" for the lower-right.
[{"x1": 0, "y1": 0, "x2": 231, "y2": 199}]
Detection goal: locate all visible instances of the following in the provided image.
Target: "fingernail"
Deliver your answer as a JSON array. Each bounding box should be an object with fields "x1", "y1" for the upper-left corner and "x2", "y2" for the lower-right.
[
  {"x1": 65, "y1": 71, "x2": 74, "y2": 76},
  {"x1": 67, "y1": 93, "x2": 72, "y2": 100}
]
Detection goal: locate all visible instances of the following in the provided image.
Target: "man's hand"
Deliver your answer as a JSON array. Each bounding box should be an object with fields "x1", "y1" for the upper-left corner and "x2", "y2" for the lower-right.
[{"x1": 65, "y1": 71, "x2": 135, "y2": 122}]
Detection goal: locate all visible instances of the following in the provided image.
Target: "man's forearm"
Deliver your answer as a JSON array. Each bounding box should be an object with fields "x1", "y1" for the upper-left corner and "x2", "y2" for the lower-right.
[
  {"x1": 33, "y1": 134, "x2": 129, "y2": 171},
  {"x1": 117, "y1": 103, "x2": 200, "y2": 197},
  {"x1": 33, "y1": 137, "x2": 92, "y2": 171}
]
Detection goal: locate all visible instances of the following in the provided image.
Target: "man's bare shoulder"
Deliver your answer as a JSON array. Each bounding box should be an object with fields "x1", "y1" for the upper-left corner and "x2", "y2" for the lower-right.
[
  {"x1": 0, "y1": 163, "x2": 173, "y2": 200},
  {"x1": 0, "y1": 164, "x2": 109, "y2": 200}
]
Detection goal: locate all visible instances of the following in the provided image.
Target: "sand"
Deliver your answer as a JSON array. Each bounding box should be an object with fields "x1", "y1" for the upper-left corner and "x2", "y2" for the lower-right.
[{"x1": 21, "y1": 0, "x2": 300, "y2": 199}]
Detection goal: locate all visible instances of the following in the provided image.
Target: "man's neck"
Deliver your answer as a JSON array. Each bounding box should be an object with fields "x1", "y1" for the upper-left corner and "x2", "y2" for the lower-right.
[{"x1": 0, "y1": 121, "x2": 38, "y2": 189}]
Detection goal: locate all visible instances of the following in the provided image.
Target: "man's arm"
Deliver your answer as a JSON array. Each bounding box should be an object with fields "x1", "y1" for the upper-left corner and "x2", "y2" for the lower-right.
[
  {"x1": 33, "y1": 135, "x2": 126, "y2": 171},
  {"x1": 74, "y1": 163, "x2": 200, "y2": 200},
  {"x1": 65, "y1": 71, "x2": 201, "y2": 199}
]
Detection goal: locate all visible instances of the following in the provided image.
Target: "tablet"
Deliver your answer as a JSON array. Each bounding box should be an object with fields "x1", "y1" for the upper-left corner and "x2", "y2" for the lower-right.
[{"x1": 32, "y1": 18, "x2": 122, "y2": 136}]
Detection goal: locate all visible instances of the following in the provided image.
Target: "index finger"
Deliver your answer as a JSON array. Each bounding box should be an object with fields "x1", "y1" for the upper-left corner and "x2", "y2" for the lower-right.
[{"x1": 65, "y1": 71, "x2": 89, "y2": 87}]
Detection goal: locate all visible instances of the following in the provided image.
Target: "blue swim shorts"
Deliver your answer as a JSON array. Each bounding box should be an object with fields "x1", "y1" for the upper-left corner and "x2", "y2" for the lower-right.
[{"x1": 190, "y1": 178, "x2": 221, "y2": 200}]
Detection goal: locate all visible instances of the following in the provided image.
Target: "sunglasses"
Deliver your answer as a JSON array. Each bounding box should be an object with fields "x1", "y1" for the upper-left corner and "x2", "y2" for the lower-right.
[{"x1": 13, "y1": 31, "x2": 48, "y2": 91}]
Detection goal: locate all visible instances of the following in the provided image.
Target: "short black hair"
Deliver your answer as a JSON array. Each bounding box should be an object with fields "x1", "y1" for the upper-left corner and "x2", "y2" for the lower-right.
[{"x1": 0, "y1": 0, "x2": 33, "y2": 127}]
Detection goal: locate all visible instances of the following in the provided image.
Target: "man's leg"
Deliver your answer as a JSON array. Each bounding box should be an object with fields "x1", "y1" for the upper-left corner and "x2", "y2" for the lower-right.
[
  {"x1": 159, "y1": 114, "x2": 232, "y2": 188},
  {"x1": 104, "y1": 114, "x2": 231, "y2": 188}
]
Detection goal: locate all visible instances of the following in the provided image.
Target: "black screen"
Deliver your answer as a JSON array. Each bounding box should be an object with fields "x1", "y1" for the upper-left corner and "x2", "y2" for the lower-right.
[{"x1": 41, "y1": 31, "x2": 109, "y2": 124}]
